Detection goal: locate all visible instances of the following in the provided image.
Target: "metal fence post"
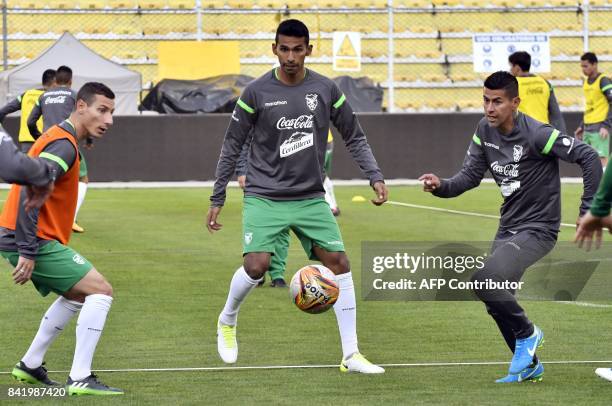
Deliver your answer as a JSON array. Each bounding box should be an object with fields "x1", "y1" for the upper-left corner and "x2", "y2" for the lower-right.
[{"x1": 387, "y1": 0, "x2": 394, "y2": 113}]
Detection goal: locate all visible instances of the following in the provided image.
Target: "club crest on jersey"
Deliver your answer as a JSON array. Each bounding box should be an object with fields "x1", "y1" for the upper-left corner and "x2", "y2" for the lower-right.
[
  {"x1": 244, "y1": 232, "x2": 253, "y2": 245},
  {"x1": 513, "y1": 145, "x2": 523, "y2": 162},
  {"x1": 305, "y1": 93, "x2": 318, "y2": 111},
  {"x1": 72, "y1": 254, "x2": 85, "y2": 265}
]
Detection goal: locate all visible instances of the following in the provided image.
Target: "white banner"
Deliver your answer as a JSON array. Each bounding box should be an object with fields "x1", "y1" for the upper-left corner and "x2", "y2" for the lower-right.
[
  {"x1": 333, "y1": 31, "x2": 361, "y2": 72},
  {"x1": 473, "y1": 34, "x2": 550, "y2": 73}
]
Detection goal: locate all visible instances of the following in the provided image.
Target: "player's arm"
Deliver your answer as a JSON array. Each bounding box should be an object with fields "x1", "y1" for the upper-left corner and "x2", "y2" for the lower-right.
[
  {"x1": 600, "y1": 76, "x2": 612, "y2": 133},
  {"x1": 546, "y1": 82, "x2": 567, "y2": 134},
  {"x1": 13, "y1": 139, "x2": 76, "y2": 283},
  {"x1": 207, "y1": 89, "x2": 257, "y2": 232},
  {"x1": 423, "y1": 132, "x2": 488, "y2": 198},
  {"x1": 575, "y1": 159, "x2": 612, "y2": 250},
  {"x1": 535, "y1": 126, "x2": 601, "y2": 217},
  {"x1": 234, "y1": 132, "x2": 253, "y2": 189},
  {"x1": 330, "y1": 85, "x2": 387, "y2": 205},
  {"x1": 0, "y1": 130, "x2": 55, "y2": 188},
  {"x1": 27, "y1": 96, "x2": 43, "y2": 139},
  {"x1": 0, "y1": 95, "x2": 22, "y2": 124}
]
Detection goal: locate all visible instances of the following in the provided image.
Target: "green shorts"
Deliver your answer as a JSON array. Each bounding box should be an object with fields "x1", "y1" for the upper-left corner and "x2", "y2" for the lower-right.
[
  {"x1": 242, "y1": 196, "x2": 345, "y2": 260},
  {"x1": 1, "y1": 241, "x2": 93, "y2": 297},
  {"x1": 79, "y1": 148, "x2": 88, "y2": 178},
  {"x1": 583, "y1": 131, "x2": 610, "y2": 157}
]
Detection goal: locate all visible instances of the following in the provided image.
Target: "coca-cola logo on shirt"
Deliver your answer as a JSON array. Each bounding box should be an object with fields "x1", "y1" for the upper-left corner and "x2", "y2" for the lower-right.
[
  {"x1": 276, "y1": 115, "x2": 314, "y2": 130},
  {"x1": 490, "y1": 161, "x2": 519, "y2": 177}
]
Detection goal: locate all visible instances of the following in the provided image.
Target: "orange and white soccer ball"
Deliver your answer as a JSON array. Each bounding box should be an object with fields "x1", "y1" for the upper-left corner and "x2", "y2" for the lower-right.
[{"x1": 290, "y1": 265, "x2": 339, "y2": 314}]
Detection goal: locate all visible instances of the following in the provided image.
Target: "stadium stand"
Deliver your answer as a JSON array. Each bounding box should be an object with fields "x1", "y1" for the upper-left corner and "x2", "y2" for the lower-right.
[{"x1": 0, "y1": 1, "x2": 609, "y2": 111}]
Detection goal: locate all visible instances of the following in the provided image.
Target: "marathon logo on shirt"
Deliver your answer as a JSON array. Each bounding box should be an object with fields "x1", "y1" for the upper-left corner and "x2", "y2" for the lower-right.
[
  {"x1": 484, "y1": 142, "x2": 499, "y2": 150},
  {"x1": 280, "y1": 131, "x2": 314, "y2": 158},
  {"x1": 264, "y1": 100, "x2": 287, "y2": 107},
  {"x1": 491, "y1": 161, "x2": 519, "y2": 177},
  {"x1": 276, "y1": 115, "x2": 313, "y2": 130}
]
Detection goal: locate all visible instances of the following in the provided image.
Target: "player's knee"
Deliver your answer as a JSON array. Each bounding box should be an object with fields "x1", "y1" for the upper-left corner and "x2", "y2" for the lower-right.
[
  {"x1": 326, "y1": 253, "x2": 350, "y2": 275},
  {"x1": 243, "y1": 258, "x2": 269, "y2": 280}
]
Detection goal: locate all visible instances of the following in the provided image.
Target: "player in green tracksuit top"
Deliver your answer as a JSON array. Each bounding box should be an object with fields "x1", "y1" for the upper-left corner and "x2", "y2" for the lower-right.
[
  {"x1": 575, "y1": 157, "x2": 612, "y2": 382},
  {"x1": 207, "y1": 19, "x2": 388, "y2": 373}
]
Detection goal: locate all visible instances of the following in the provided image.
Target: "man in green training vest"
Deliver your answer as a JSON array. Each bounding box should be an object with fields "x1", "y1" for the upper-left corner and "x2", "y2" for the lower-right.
[
  {"x1": 0, "y1": 69, "x2": 56, "y2": 152},
  {"x1": 574, "y1": 52, "x2": 612, "y2": 169}
]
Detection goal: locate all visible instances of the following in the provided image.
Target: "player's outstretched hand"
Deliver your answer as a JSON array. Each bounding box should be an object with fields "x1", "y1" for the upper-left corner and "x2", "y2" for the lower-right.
[
  {"x1": 574, "y1": 127, "x2": 583, "y2": 140},
  {"x1": 574, "y1": 212, "x2": 604, "y2": 251},
  {"x1": 371, "y1": 181, "x2": 388, "y2": 206},
  {"x1": 418, "y1": 174, "x2": 441, "y2": 192},
  {"x1": 237, "y1": 175, "x2": 246, "y2": 190},
  {"x1": 24, "y1": 182, "x2": 54, "y2": 212},
  {"x1": 13, "y1": 256, "x2": 34, "y2": 285},
  {"x1": 206, "y1": 206, "x2": 223, "y2": 233},
  {"x1": 600, "y1": 127, "x2": 609, "y2": 140}
]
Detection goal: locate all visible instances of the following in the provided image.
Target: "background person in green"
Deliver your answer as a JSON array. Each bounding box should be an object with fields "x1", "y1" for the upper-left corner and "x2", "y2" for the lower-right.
[
  {"x1": 574, "y1": 157, "x2": 612, "y2": 382},
  {"x1": 0, "y1": 69, "x2": 56, "y2": 152},
  {"x1": 508, "y1": 51, "x2": 567, "y2": 134},
  {"x1": 574, "y1": 52, "x2": 612, "y2": 169},
  {"x1": 236, "y1": 130, "x2": 338, "y2": 287}
]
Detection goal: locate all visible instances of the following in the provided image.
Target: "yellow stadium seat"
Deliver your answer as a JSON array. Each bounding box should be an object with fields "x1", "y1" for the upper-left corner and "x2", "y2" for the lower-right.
[
  {"x1": 345, "y1": 0, "x2": 372, "y2": 7},
  {"x1": 394, "y1": 74, "x2": 417, "y2": 82},
  {"x1": 549, "y1": 0, "x2": 576, "y2": 6},
  {"x1": 397, "y1": 101, "x2": 420, "y2": 109},
  {"x1": 432, "y1": 0, "x2": 459, "y2": 6},
  {"x1": 143, "y1": 26, "x2": 171, "y2": 35},
  {"x1": 201, "y1": 0, "x2": 225, "y2": 7},
  {"x1": 522, "y1": 0, "x2": 546, "y2": 6},
  {"x1": 409, "y1": 25, "x2": 435, "y2": 33},
  {"x1": 457, "y1": 99, "x2": 480, "y2": 109},
  {"x1": 491, "y1": 0, "x2": 512, "y2": 6},
  {"x1": 139, "y1": 0, "x2": 166, "y2": 8},
  {"x1": 79, "y1": 0, "x2": 107, "y2": 8},
  {"x1": 450, "y1": 73, "x2": 475, "y2": 82},
  {"x1": 48, "y1": 0, "x2": 78, "y2": 7},
  {"x1": 167, "y1": 0, "x2": 194, "y2": 7},
  {"x1": 258, "y1": 0, "x2": 287, "y2": 7},
  {"x1": 315, "y1": 0, "x2": 343, "y2": 7},
  {"x1": 421, "y1": 73, "x2": 447, "y2": 82},
  {"x1": 397, "y1": 0, "x2": 431, "y2": 7},
  {"x1": 371, "y1": 0, "x2": 387, "y2": 7},
  {"x1": 227, "y1": 0, "x2": 250, "y2": 7},
  {"x1": 108, "y1": 0, "x2": 138, "y2": 7},
  {"x1": 460, "y1": 0, "x2": 483, "y2": 6},
  {"x1": 12, "y1": 0, "x2": 44, "y2": 7},
  {"x1": 83, "y1": 26, "x2": 110, "y2": 34},
  {"x1": 115, "y1": 25, "x2": 141, "y2": 35},
  {"x1": 291, "y1": 1, "x2": 314, "y2": 7},
  {"x1": 415, "y1": 50, "x2": 442, "y2": 59}
]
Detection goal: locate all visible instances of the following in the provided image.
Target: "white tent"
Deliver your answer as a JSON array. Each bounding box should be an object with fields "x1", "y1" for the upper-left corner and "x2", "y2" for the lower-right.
[{"x1": 0, "y1": 32, "x2": 141, "y2": 115}]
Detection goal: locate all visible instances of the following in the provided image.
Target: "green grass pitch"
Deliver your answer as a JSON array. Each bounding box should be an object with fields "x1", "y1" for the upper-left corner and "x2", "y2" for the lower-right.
[{"x1": 1, "y1": 185, "x2": 611, "y2": 404}]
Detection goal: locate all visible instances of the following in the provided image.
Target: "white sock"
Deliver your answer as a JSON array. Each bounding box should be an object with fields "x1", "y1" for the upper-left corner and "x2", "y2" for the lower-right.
[
  {"x1": 219, "y1": 266, "x2": 262, "y2": 326},
  {"x1": 323, "y1": 176, "x2": 338, "y2": 210},
  {"x1": 74, "y1": 182, "x2": 87, "y2": 221},
  {"x1": 69, "y1": 294, "x2": 112, "y2": 381},
  {"x1": 21, "y1": 297, "x2": 82, "y2": 369},
  {"x1": 333, "y1": 272, "x2": 359, "y2": 359}
]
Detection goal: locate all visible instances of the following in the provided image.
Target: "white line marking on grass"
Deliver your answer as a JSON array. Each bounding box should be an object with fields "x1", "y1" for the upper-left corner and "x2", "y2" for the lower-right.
[
  {"x1": 554, "y1": 301, "x2": 612, "y2": 308},
  {"x1": 2, "y1": 360, "x2": 611, "y2": 374},
  {"x1": 386, "y1": 200, "x2": 576, "y2": 229}
]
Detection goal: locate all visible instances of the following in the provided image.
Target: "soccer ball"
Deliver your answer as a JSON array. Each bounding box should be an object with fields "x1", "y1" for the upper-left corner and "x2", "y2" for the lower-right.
[{"x1": 290, "y1": 265, "x2": 339, "y2": 314}]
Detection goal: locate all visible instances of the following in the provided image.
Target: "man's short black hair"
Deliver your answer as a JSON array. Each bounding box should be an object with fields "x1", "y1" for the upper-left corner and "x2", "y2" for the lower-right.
[
  {"x1": 581, "y1": 52, "x2": 598, "y2": 64},
  {"x1": 484, "y1": 71, "x2": 519, "y2": 99},
  {"x1": 41, "y1": 69, "x2": 55, "y2": 87},
  {"x1": 55, "y1": 65, "x2": 72, "y2": 85},
  {"x1": 77, "y1": 82, "x2": 115, "y2": 105},
  {"x1": 508, "y1": 51, "x2": 531, "y2": 72},
  {"x1": 275, "y1": 19, "x2": 309, "y2": 45}
]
